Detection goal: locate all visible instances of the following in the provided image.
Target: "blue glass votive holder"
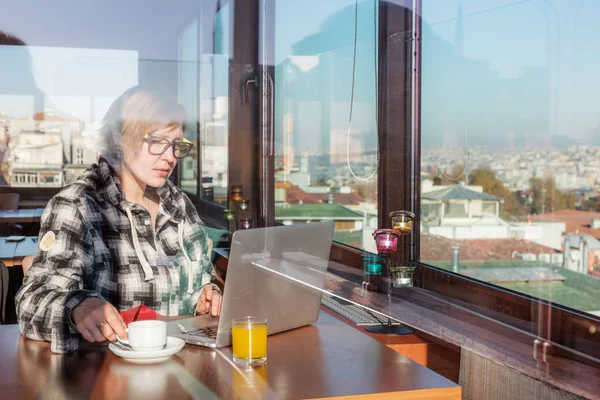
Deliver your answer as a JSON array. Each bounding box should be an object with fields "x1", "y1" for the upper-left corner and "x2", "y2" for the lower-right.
[{"x1": 362, "y1": 254, "x2": 384, "y2": 276}]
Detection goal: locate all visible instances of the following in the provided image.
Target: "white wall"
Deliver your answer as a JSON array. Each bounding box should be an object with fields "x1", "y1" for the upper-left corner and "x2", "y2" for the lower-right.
[
  {"x1": 520, "y1": 222, "x2": 565, "y2": 250},
  {"x1": 428, "y1": 222, "x2": 563, "y2": 247}
]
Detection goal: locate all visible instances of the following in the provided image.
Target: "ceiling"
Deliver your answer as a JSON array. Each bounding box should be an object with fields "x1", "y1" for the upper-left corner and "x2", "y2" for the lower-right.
[{"x1": 0, "y1": 0, "x2": 216, "y2": 58}]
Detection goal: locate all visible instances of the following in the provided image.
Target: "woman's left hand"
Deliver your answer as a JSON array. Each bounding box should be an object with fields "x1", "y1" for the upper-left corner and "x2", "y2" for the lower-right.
[{"x1": 196, "y1": 285, "x2": 222, "y2": 317}]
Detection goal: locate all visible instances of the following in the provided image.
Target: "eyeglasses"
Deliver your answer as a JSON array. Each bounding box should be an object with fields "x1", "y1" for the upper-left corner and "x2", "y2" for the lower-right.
[{"x1": 143, "y1": 134, "x2": 194, "y2": 159}]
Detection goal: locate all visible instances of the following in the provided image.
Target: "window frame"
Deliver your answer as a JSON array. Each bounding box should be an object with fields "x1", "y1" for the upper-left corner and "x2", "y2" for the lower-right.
[
  {"x1": 390, "y1": 0, "x2": 600, "y2": 360},
  {"x1": 3, "y1": 0, "x2": 597, "y2": 360},
  {"x1": 201, "y1": 0, "x2": 600, "y2": 361},
  {"x1": 224, "y1": 0, "x2": 600, "y2": 361},
  {"x1": 178, "y1": 0, "x2": 254, "y2": 230}
]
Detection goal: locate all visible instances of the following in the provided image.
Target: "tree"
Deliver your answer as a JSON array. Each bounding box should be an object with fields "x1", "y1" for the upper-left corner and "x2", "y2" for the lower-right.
[
  {"x1": 581, "y1": 196, "x2": 600, "y2": 212},
  {"x1": 528, "y1": 176, "x2": 575, "y2": 214},
  {"x1": 469, "y1": 167, "x2": 527, "y2": 217}
]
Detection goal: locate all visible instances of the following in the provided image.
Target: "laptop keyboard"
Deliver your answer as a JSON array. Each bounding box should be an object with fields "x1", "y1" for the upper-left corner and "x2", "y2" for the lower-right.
[
  {"x1": 321, "y1": 294, "x2": 397, "y2": 325},
  {"x1": 182, "y1": 325, "x2": 219, "y2": 339}
]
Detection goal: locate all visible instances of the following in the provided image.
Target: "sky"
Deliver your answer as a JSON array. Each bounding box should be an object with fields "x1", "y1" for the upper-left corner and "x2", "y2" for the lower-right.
[
  {"x1": 275, "y1": 0, "x2": 600, "y2": 149},
  {"x1": 421, "y1": 0, "x2": 600, "y2": 146},
  {"x1": 2, "y1": 0, "x2": 600, "y2": 150}
]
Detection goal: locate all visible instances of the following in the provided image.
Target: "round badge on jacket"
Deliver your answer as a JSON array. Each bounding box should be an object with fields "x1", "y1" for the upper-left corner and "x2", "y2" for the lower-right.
[{"x1": 39, "y1": 231, "x2": 56, "y2": 251}]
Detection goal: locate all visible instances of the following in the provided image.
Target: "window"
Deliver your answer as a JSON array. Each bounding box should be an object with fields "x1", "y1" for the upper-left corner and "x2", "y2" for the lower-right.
[
  {"x1": 420, "y1": 1, "x2": 600, "y2": 318},
  {"x1": 178, "y1": 8, "x2": 231, "y2": 207},
  {"x1": 75, "y1": 148, "x2": 84, "y2": 165},
  {"x1": 1, "y1": 2, "x2": 229, "y2": 204},
  {"x1": 268, "y1": 0, "x2": 379, "y2": 250}
]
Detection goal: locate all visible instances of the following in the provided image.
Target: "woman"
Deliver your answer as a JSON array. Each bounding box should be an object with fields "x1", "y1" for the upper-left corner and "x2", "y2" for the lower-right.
[{"x1": 16, "y1": 87, "x2": 222, "y2": 353}]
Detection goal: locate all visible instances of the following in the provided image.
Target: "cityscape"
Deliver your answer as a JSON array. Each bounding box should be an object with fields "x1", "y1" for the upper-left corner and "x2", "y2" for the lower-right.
[
  {"x1": 272, "y1": 142, "x2": 600, "y2": 316},
  {"x1": 2, "y1": 103, "x2": 600, "y2": 315}
]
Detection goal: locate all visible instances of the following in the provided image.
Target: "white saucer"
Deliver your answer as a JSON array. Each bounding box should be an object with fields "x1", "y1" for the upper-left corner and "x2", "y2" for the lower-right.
[{"x1": 108, "y1": 336, "x2": 185, "y2": 364}]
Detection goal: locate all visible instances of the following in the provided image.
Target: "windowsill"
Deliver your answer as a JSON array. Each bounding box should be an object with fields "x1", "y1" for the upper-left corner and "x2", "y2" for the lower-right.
[{"x1": 324, "y1": 261, "x2": 600, "y2": 399}]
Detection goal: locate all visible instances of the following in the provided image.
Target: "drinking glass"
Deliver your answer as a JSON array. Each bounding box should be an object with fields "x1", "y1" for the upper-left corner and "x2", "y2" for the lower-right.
[{"x1": 232, "y1": 317, "x2": 267, "y2": 366}]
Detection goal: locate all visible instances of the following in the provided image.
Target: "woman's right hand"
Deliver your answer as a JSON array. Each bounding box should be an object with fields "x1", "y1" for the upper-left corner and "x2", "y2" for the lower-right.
[{"x1": 72, "y1": 298, "x2": 128, "y2": 343}]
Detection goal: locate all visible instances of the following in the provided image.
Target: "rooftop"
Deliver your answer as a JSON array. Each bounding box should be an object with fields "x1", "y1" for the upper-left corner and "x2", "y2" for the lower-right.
[
  {"x1": 317, "y1": 192, "x2": 365, "y2": 206},
  {"x1": 530, "y1": 209, "x2": 600, "y2": 239},
  {"x1": 420, "y1": 233, "x2": 557, "y2": 261},
  {"x1": 422, "y1": 184, "x2": 503, "y2": 202},
  {"x1": 285, "y1": 185, "x2": 322, "y2": 204},
  {"x1": 274, "y1": 204, "x2": 363, "y2": 220}
]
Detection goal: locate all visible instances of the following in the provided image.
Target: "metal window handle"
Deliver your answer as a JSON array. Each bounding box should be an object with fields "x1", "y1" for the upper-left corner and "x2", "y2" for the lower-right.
[{"x1": 245, "y1": 76, "x2": 258, "y2": 104}]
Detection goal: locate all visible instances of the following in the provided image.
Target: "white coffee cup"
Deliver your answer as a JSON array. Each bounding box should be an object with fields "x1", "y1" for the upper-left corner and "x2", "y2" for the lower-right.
[{"x1": 117, "y1": 320, "x2": 167, "y2": 352}]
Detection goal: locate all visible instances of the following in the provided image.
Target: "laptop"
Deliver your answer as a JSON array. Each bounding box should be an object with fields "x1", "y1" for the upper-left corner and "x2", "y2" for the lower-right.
[{"x1": 167, "y1": 221, "x2": 334, "y2": 347}]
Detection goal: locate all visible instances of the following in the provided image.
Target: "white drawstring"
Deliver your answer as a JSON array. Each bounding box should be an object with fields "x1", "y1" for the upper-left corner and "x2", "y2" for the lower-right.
[
  {"x1": 125, "y1": 205, "x2": 197, "y2": 293},
  {"x1": 124, "y1": 207, "x2": 155, "y2": 281},
  {"x1": 178, "y1": 221, "x2": 194, "y2": 294}
]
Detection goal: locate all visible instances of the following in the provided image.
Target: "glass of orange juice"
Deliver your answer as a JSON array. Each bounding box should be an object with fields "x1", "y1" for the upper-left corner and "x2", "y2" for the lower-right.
[{"x1": 232, "y1": 317, "x2": 267, "y2": 366}]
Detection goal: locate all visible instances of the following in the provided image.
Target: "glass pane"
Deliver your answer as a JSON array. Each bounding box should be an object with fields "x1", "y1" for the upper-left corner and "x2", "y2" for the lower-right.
[
  {"x1": 1, "y1": 42, "x2": 137, "y2": 187},
  {"x1": 420, "y1": 0, "x2": 600, "y2": 317},
  {"x1": 179, "y1": 19, "x2": 200, "y2": 195},
  {"x1": 179, "y1": 3, "x2": 230, "y2": 205},
  {"x1": 203, "y1": 3, "x2": 230, "y2": 206},
  {"x1": 271, "y1": 0, "x2": 379, "y2": 250},
  {"x1": 0, "y1": 1, "x2": 229, "y2": 204}
]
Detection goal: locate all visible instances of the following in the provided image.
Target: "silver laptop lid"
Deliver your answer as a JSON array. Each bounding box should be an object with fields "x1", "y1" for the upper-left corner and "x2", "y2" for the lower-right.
[{"x1": 215, "y1": 221, "x2": 334, "y2": 347}]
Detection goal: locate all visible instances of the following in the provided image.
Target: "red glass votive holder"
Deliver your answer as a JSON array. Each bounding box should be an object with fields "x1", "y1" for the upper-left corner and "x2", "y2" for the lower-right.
[{"x1": 372, "y1": 229, "x2": 401, "y2": 253}]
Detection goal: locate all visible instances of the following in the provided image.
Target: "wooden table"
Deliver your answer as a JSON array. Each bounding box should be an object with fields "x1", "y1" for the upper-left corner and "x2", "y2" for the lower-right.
[
  {"x1": 0, "y1": 236, "x2": 37, "y2": 267},
  {"x1": 0, "y1": 311, "x2": 460, "y2": 399},
  {"x1": 0, "y1": 208, "x2": 44, "y2": 224}
]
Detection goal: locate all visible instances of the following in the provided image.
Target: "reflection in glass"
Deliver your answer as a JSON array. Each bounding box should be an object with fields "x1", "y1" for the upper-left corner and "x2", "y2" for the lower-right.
[
  {"x1": 420, "y1": 1, "x2": 600, "y2": 318},
  {"x1": 179, "y1": 3, "x2": 230, "y2": 204},
  {"x1": 0, "y1": 2, "x2": 230, "y2": 204},
  {"x1": 270, "y1": 0, "x2": 379, "y2": 251}
]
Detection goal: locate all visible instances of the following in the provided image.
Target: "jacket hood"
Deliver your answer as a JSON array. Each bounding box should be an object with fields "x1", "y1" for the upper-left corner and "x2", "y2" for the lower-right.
[{"x1": 75, "y1": 157, "x2": 186, "y2": 223}]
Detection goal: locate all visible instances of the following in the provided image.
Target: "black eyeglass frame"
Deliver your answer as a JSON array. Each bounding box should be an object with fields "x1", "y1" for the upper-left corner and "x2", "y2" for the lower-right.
[{"x1": 143, "y1": 134, "x2": 194, "y2": 159}]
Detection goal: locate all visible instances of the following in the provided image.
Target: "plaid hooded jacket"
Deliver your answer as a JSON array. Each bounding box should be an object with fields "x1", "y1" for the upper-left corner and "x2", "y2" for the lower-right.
[{"x1": 16, "y1": 158, "x2": 219, "y2": 353}]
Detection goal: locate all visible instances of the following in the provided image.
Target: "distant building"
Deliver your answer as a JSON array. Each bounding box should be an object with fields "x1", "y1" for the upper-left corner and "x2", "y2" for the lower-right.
[
  {"x1": 0, "y1": 115, "x2": 10, "y2": 185},
  {"x1": 64, "y1": 136, "x2": 99, "y2": 184},
  {"x1": 530, "y1": 210, "x2": 600, "y2": 240},
  {"x1": 10, "y1": 131, "x2": 64, "y2": 186},
  {"x1": 421, "y1": 183, "x2": 564, "y2": 250},
  {"x1": 563, "y1": 233, "x2": 600, "y2": 275},
  {"x1": 421, "y1": 184, "x2": 503, "y2": 229},
  {"x1": 6, "y1": 111, "x2": 93, "y2": 187}
]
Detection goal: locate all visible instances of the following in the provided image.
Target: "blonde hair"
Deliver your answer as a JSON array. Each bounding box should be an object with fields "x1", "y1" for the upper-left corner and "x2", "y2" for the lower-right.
[{"x1": 99, "y1": 86, "x2": 187, "y2": 162}]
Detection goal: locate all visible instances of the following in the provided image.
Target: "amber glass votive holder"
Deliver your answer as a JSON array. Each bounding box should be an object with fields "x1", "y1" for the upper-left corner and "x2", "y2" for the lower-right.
[
  {"x1": 230, "y1": 185, "x2": 243, "y2": 202},
  {"x1": 389, "y1": 211, "x2": 415, "y2": 235}
]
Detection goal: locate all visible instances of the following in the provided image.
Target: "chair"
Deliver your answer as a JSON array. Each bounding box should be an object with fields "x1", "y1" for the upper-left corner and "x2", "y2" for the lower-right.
[
  {"x1": 0, "y1": 193, "x2": 23, "y2": 236},
  {"x1": 0, "y1": 193, "x2": 20, "y2": 211}
]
